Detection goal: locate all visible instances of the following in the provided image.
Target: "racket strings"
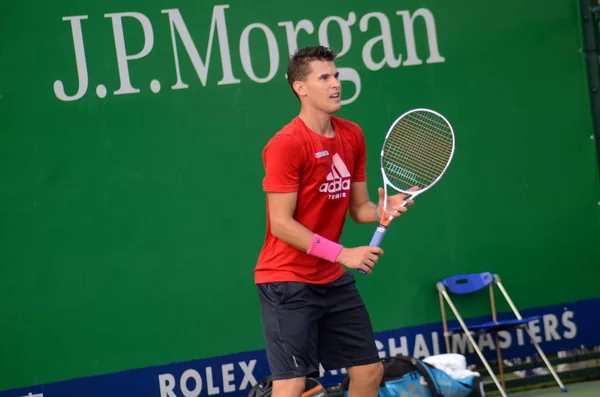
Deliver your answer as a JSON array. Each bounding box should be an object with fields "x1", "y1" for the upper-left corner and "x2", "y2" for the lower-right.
[
  {"x1": 382, "y1": 155, "x2": 436, "y2": 189},
  {"x1": 403, "y1": 114, "x2": 453, "y2": 147},
  {"x1": 387, "y1": 133, "x2": 448, "y2": 171},
  {"x1": 384, "y1": 137, "x2": 441, "y2": 184},
  {"x1": 387, "y1": 124, "x2": 449, "y2": 176},
  {"x1": 383, "y1": 111, "x2": 453, "y2": 191},
  {"x1": 388, "y1": 129, "x2": 451, "y2": 173},
  {"x1": 383, "y1": 141, "x2": 441, "y2": 182},
  {"x1": 399, "y1": 115, "x2": 452, "y2": 170},
  {"x1": 410, "y1": 112, "x2": 453, "y2": 139},
  {"x1": 383, "y1": 145, "x2": 439, "y2": 187},
  {"x1": 402, "y1": 117, "x2": 453, "y2": 149}
]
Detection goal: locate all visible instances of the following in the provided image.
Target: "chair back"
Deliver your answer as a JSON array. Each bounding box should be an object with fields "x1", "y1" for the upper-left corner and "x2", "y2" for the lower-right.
[{"x1": 442, "y1": 272, "x2": 494, "y2": 295}]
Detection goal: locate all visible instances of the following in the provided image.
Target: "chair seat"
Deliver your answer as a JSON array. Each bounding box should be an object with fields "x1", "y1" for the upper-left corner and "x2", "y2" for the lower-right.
[{"x1": 448, "y1": 316, "x2": 539, "y2": 334}]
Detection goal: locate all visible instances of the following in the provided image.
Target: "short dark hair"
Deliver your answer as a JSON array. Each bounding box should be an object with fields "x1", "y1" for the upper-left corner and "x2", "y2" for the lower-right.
[{"x1": 287, "y1": 45, "x2": 337, "y2": 98}]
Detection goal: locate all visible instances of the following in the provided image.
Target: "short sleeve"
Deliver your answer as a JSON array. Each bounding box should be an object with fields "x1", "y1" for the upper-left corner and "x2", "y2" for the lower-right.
[
  {"x1": 262, "y1": 134, "x2": 305, "y2": 193},
  {"x1": 353, "y1": 127, "x2": 367, "y2": 183}
]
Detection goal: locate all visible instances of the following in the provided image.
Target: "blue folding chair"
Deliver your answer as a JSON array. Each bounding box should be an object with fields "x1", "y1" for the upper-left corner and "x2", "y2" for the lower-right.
[{"x1": 436, "y1": 272, "x2": 567, "y2": 397}]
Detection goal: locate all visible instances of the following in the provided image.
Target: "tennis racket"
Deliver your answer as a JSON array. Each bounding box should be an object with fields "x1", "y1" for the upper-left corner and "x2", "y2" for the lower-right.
[{"x1": 359, "y1": 108, "x2": 455, "y2": 274}]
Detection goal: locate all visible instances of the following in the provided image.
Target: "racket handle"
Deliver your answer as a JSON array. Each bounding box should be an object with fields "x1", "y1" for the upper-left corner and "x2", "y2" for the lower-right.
[
  {"x1": 358, "y1": 225, "x2": 388, "y2": 275},
  {"x1": 369, "y1": 225, "x2": 388, "y2": 247}
]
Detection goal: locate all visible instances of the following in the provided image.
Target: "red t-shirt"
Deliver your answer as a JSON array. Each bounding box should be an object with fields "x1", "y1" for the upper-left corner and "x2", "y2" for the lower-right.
[{"x1": 254, "y1": 116, "x2": 367, "y2": 284}]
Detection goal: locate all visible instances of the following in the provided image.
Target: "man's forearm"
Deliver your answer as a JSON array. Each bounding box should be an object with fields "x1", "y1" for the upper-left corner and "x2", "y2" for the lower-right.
[
  {"x1": 271, "y1": 219, "x2": 344, "y2": 263},
  {"x1": 350, "y1": 200, "x2": 380, "y2": 224},
  {"x1": 270, "y1": 218, "x2": 320, "y2": 251}
]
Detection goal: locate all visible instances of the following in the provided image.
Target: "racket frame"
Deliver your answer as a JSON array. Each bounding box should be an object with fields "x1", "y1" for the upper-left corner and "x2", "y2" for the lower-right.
[
  {"x1": 365, "y1": 108, "x2": 456, "y2": 267},
  {"x1": 380, "y1": 108, "x2": 455, "y2": 213}
]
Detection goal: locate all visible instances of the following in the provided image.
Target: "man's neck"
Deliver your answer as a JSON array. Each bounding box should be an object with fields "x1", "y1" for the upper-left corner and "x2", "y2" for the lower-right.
[{"x1": 298, "y1": 107, "x2": 334, "y2": 137}]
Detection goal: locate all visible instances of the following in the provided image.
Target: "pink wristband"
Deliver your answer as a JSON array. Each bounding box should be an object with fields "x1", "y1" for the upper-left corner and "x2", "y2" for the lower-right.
[{"x1": 306, "y1": 234, "x2": 343, "y2": 263}]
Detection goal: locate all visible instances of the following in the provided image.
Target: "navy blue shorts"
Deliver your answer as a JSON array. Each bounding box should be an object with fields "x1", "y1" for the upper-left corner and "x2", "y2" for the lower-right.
[{"x1": 256, "y1": 271, "x2": 381, "y2": 380}]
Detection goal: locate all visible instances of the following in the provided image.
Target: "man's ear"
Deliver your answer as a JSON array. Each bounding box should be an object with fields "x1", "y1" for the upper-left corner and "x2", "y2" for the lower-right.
[{"x1": 293, "y1": 80, "x2": 307, "y2": 97}]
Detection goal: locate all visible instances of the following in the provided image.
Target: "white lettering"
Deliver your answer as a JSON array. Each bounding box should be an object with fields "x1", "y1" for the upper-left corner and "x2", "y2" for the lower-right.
[
  {"x1": 320, "y1": 179, "x2": 351, "y2": 193},
  {"x1": 222, "y1": 363, "x2": 235, "y2": 393},
  {"x1": 317, "y1": 12, "x2": 361, "y2": 105},
  {"x1": 205, "y1": 367, "x2": 219, "y2": 395},
  {"x1": 239, "y1": 360, "x2": 257, "y2": 390},
  {"x1": 315, "y1": 150, "x2": 330, "y2": 159},
  {"x1": 54, "y1": 16, "x2": 89, "y2": 101},
  {"x1": 56, "y1": 6, "x2": 447, "y2": 105},
  {"x1": 360, "y1": 12, "x2": 401, "y2": 70},
  {"x1": 161, "y1": 6, "x2": 240, "y2": 89},
  {"x1": 528, "y1": 319, "x2": 542, "y2": 344},
  {"x1": 319, "y1": 365, "x2": 349, "y2": 377},
  {"x1": 157, "y1": 361, "x2": 260, "y2": 395},
  {"x1": 431, "y1": 332, "x2": 440, "y2": 355},
  {"x1": 337, "y1": 67, "x2": 361, "y2": 106},
  {"x1": 413, "y1": 334, "x2": 430, "y2": 358},
  {"x1": 278, "y1": 20, "x2": 314, "y2": 55},
  {"x1": 543, "y1": 314, "x2": 561, "y2": 341},
  {"x1": 517, "y1": 328, "x2": 525, "y2": 346},
  {"x1": 498, "y1": 331, "x2": 511, "y2": 349},
  {"x1": 375, "y1": 339, "x2": 387, "y2": 358},
  {"x1": 153, "y1": 310, "x2": 578, "y2": 397},
  {"x1": 158, "y1": 373, "x2": 177, "y2": 397},
  {"x1": 105, "y1": 12, "x2": 154, "y2": 95},
  {"x1": 388, "y1": 336, "x2": 409, "y2": 356},
  {"x1": 318, "y1": 13, "x2": 356, "y2": 57},
  {"x1": 240, "y1": 23, "x2": 279, "y2": 83},
  {"x1": 562, "y1": 311, "x2": 577, "y2": 339},
  {"x1": 396, "y1": 9, "x2": 445, "y2": 66},
  {"x1": 451, "y1": 333, "x2": 473, "y2": 354},
  {"x1": 478, "y1": 333, "x2": 495, "y2": 351},
  {"x1": 180, "y1": 369, "x2": 202, "y2": 397}
]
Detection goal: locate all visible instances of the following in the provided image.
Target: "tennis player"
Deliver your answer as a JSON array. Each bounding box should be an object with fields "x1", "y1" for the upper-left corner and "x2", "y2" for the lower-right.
[{"x1": 254, "y1": 45, "x2": 415, "y2": 397}]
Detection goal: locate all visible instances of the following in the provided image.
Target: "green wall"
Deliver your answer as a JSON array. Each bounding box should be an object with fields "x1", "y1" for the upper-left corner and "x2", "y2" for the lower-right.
[{"x1": 1, "y1": 0, "x2": 599, "y2": 391}]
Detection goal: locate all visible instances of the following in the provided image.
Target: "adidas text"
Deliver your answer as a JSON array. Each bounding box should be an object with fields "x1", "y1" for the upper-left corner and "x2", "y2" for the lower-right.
[{"x1": 320, "y1": 179, "x2": 350, "y2": 200}]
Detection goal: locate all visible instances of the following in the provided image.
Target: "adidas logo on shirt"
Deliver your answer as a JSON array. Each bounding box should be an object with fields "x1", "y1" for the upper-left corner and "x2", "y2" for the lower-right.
[{"x1": 319, "y1": 153, "x2": 351, "y2": 200}]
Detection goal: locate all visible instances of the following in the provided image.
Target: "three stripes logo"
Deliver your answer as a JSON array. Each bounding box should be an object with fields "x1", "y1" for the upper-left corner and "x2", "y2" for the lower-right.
[{"x1": 319, "y1": 153, "x2": 351, "y2": 200}]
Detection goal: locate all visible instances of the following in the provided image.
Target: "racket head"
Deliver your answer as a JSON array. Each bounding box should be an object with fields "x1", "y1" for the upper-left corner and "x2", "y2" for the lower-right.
[{"x1": 379, "y1": 108, "x2": 455, "y2": 199}]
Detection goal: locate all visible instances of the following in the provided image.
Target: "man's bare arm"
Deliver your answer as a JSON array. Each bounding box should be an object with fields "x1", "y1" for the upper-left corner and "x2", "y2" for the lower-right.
[
  {"x1": 267, "y1": 190, "x2": 383, "y2": 274},
  {"x1": 349, "y1": 182, "x2": 411, "y2": 224},
  {"x1": 267, "y1": 191, "x2": 316, "y2": 251},
  {"x1": 348, "y1": 182, "x2": 379, "y2": 224}
]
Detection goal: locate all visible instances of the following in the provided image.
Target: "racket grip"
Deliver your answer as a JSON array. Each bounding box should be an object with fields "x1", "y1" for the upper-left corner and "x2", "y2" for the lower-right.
[
  {"x1": 358, "y1": 225, "x2": 388, "y2": 275},
  {"x1": 369, "y1": 225, "x2": 387, "y2": 247}
]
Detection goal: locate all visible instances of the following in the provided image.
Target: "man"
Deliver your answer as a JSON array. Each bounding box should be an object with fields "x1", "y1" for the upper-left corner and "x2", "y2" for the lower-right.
[{"x1": 254, "y1": 45, "x2": 414, "y2": 397}]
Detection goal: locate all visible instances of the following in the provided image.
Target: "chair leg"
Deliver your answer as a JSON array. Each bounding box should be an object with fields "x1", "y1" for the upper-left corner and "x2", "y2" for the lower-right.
[
  {"x1": 489, "y1": 284, "x2": 505, "y2": 389},
  {"x1": 495, "y1": 333, "x2": 506, "y2": 390},
  {"x1": 524, "y1": 330, "x2": 568, "y2": 392},
  {"x1": 495, "y1": 280, "x2": 568, "y2": 392},
  {"x1": 437, "y1": 284, "x2": 509, "y2": 397},
  {"x1": 439, "y1": 290, "x2": 451, "y2": 353}
]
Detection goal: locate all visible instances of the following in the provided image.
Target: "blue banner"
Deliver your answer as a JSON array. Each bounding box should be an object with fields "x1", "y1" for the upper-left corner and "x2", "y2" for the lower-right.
[{"x1": 3, "y1": 298, "x2": 599, "y2": 397}]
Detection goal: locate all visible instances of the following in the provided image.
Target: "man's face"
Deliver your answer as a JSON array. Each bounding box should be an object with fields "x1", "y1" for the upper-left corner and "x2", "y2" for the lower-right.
[{"x1": 298, "y1": 60, "x2": 342, "y2": 114}]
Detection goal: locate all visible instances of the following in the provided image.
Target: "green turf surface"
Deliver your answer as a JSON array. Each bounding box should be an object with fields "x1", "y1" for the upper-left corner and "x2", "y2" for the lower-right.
[{"x1": 509, "y1": 380, "x2": 599, "y2": 396}]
